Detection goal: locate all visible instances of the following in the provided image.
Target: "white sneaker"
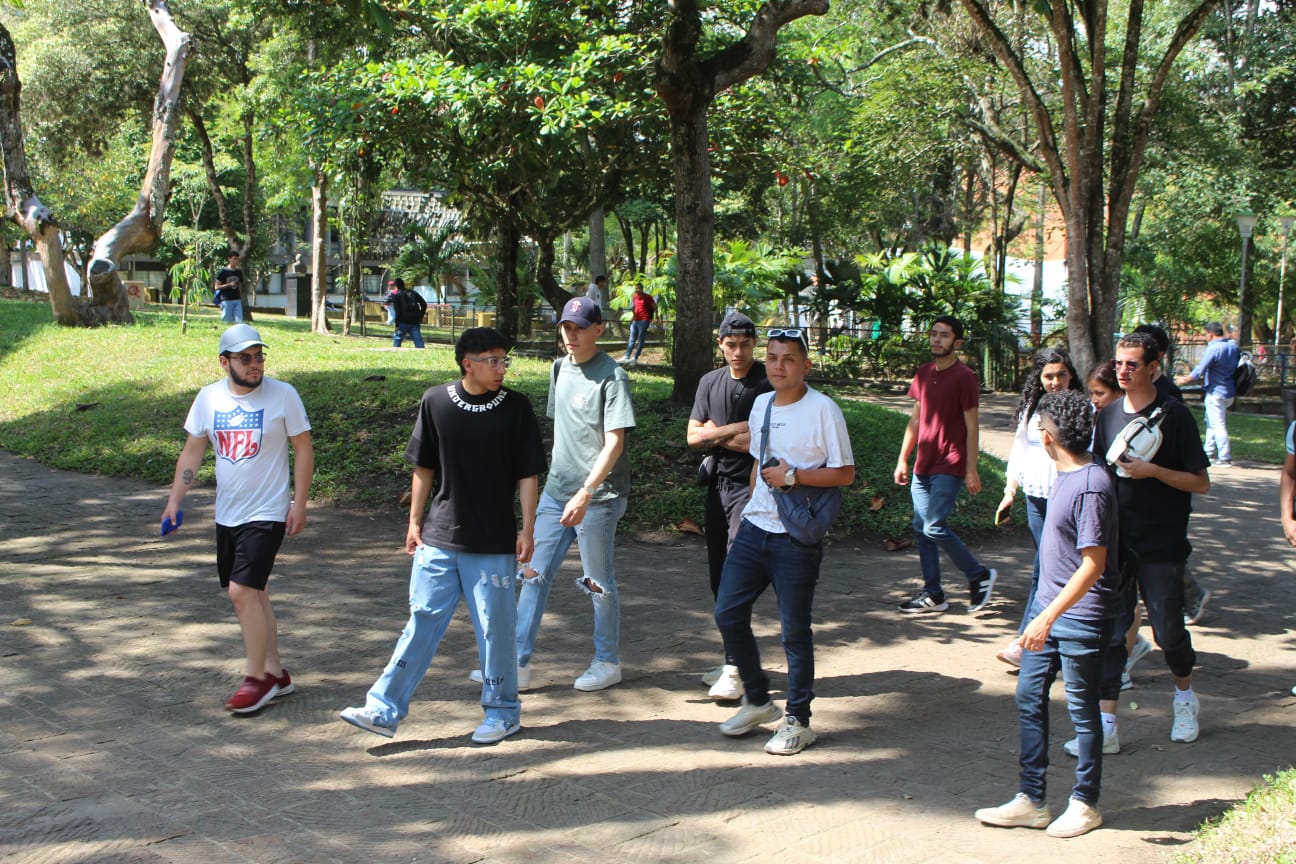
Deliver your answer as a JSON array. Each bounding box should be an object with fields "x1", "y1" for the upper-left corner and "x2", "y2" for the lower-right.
[
  {"x1": 1184, "y1": 587, "x2": 1211, "y2": 626},
  {"x1": 719, "y1": 698, "x2": 782, "y2": 736},
  {"x1": 996, "y1": 640, "x2": 1022, "y2": 668},
  {"x1": 1063, "y1": 726, "x2": 1120, "y2": 757},
  {"x1": 471, "y1": 719, "x2": 521, "y2": 744},
  {"x1": 1125, "y1": 634, "x2": 1153, "y2": 674},
  {"x1": 1046, "y1": 797, "x2": 1103, "y2": 838},
  {"x1": 1120, "y1": 670, "x2": 1133, "y2": 691},
  {"x1": 573, "y1": 661, "x2": 621, "y2": 692},
  {"x1": 1171, "y1": 692, "x2": 1200, "y2": 743},
  {"x1": 701, "y1": 665, "x2": 725, "y2": 686},
  {"x1": 468, "y1": 663, "x2": 532, "y2": 691},
  {"x1": 974, "y1": 792, "x2": 1051, "y2": 828},
  {"x1": 339, "y1": 705, "x2": 396, "y2": 739},
  {"x1": 764, "y1": 715, "x2": 816, "y2": 755},
  {"x1": 707, "y1": 664, "x2": 743, "y2": 701}
]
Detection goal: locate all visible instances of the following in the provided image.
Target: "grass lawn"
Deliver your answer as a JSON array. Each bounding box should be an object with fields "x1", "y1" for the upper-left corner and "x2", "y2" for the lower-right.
[
  {"x1": 1172, "y1": 768, "x2": 1296, "y2": 864},
  {"x1": 0, "y1": 299, "x2": 1011, "y2": 540}
]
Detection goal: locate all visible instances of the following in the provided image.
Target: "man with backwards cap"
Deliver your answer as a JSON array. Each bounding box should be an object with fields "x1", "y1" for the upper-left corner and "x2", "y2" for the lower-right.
[
  {"x1": 162, "y1": 324, "x2": 314, "y2": 714},
  {"x1": 686, "y1": 312, "x2": 770, "y2": 700},
  {"x1": 502, "y1": 296, "x2": 636, "y2": 692}
]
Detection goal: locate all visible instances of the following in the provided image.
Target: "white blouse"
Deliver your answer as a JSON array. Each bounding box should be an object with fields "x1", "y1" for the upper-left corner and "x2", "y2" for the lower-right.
[{"x1": 1006, "y1": 411, "x2": 1058, "y2": 499}]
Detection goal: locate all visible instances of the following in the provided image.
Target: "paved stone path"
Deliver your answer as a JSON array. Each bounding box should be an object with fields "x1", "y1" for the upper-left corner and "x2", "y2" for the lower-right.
[{"x1": 2, "y1": 396, "x2": 1293, "y2": 863}]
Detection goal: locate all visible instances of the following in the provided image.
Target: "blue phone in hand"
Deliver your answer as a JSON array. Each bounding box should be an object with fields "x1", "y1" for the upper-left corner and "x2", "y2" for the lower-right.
[{"x1": 161, "y1": 510, "x2": 184, "y2": 536}]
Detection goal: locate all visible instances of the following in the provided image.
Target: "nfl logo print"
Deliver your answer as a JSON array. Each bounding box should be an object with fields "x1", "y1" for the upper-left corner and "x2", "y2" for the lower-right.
[{"x1": 214, "y1": 408, "x2": 264, "y2": 464}]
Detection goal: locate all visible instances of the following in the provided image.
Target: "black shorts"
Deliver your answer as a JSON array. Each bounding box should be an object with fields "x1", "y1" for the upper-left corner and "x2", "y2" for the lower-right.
[{"x1": 216, "y1": 521, "x2": 287, "y2": 590}]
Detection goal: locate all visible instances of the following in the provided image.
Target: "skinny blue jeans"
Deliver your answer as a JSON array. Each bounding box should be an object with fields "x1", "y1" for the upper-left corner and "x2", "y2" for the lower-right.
[
  {"x1": 1203, "y1": 393, "x2": 1233, "y2": 462},
  {"x1": 911, "y1": 473, "x2": 986, "y2": 597},
  {"x1": 365, "y1": 545, "x2": 520, "y2": 727},
  {"x1": 516, "y1": 491, "x2": 627, "y2": 666},
  {"x1": 1016, "y1": 608, "x2": 1114, "y2": 805},
  {"x1": 1016, "y1": 494, "x2": 1048, "y2": 635},
  {"x1": 625, "y1": 319, "x2": 650, "y2": 360},
  {"x1": 714, "y1": 520, "x2": 822, "y2": 724}
]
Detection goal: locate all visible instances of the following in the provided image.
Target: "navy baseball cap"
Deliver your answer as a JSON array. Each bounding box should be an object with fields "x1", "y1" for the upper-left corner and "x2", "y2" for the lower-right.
[
  {"x1": 560, "y1": 296, "x2": 602, "y2": 328},
  {"x1": 718, "y1": 312, "x2": 756, "y2": 338}
]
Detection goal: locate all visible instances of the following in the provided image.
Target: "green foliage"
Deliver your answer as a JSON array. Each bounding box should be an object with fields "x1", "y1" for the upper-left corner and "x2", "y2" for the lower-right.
[
  {"x1": 0, "y1": 298, "x2": 1020, "y2": 540},
  {"x1": 1172, "y1": 769, "x2": 1296, "y2": 864}
]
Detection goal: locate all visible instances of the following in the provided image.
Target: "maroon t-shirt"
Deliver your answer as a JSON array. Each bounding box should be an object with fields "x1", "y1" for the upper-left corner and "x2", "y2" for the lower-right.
[{"x1": 907, "y1": 360, "x2": 979, "y2": 477}]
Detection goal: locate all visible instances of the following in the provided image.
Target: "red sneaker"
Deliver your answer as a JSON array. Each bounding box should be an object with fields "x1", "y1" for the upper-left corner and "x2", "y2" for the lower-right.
[
  {"x1": 225, "y1": 674, "x2": 280, "y2": 714},
  {"x1": 274, "y1": 668, "x2": 294, "y2": 697}
]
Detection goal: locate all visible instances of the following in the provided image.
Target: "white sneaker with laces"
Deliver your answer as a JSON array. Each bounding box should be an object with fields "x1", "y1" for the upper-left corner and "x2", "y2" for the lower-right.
[
  {"x1": 1184, "y1": 587, "x2": 1211, "y2": 626},
  {"x1": 1063, "y1": 725, "x2": 1119, "y2": 757},
  {"x1": 1125, "y1": 634, "x2": 1153, "y2": 674},
  {"x1": 468, "y1": 663, "x2": 532, "y2": 691},
  {"x1": 764, "y1": 716, "x2": 816, "y2": 755},
  {"x1": 1046, "y1": 797, "x2": 1103, "y2": 838},
  {"x1": 719, "y1": 698, "x2": 782, "y2": 736},
  {"x1": 339, "y1": 705, "x2": 397, "y2": 738},
  {"x1": 707, "y1": 664, "x2": 743, "y2": 701},
  {"x1": 574, "y1": 661, "x2": 621, "y2": 692},
  {"x1": 974, "y1": 792, "x2": 1051, "y2": 829},
  {"x1": 1171, "y1": 692, "x2": 1200, "y2": 743}
]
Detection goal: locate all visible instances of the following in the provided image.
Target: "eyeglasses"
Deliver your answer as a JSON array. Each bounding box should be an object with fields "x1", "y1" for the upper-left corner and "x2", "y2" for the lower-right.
[
  {"x1": 226, "y1": 351, "x2": 266, "y2": 365},
  {"x1": 467, "y1": 354, "x2": 511, "y2": 369},
  {"x1": 1113, "y1": 360, "x2": 1143, "y2": 370}
]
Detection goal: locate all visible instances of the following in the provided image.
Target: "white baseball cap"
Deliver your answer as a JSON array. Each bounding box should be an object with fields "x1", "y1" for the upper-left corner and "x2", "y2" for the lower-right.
[{"x1": 218, "y1": 324, "x2": 267, "y2": 355}]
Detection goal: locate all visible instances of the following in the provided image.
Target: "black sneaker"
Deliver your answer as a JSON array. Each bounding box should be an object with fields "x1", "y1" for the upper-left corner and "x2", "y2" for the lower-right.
[
  {"x1": 899, "y1": 591, "x2": 948, "y2": 614},
  {"x1": 969, "y1": 568, "x2": 998, "y2": 612}
]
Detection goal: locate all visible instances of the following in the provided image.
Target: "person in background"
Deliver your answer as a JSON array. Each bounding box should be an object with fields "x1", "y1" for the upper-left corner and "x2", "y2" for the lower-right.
[
  {"x1": 1176, "y1": 321, "x2": 1239, "y2": 468},
  {"x1": 391, "y1": 279, "x2": 428, "y2": 349},
  {"x1": 620, "y1": 283, "x2": 657, "y2": 365},
  {"x1": 686, "y1": 312, "x2": 770, "y2": 700},
  {"x1": 383, "y1": 278, "x2": 401, "y2": 325},
  {"x1": 586, "y1": 274, "x2": 607, "y2": 309},
  {"x1": 894, "y1": 315, "x2": 997, "y2": 615},
  {"x1": 214, "y1": 253, "x2": 244, "y2": 324}
]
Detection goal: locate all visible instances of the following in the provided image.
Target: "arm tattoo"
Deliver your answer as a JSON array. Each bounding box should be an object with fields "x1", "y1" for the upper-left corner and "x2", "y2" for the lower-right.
[{"x1": 182, "y1": 468, "x2": 195, "y2": 487}]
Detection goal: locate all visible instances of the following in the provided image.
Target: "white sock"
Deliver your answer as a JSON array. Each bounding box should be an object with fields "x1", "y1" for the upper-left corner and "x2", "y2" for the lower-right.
[
  {"x1": 1174, "y1": 686, "x2": 1195, "y2": 704},
  {"x1": 1101, "y1": 712, "x2": 1117, "y2": 735}
]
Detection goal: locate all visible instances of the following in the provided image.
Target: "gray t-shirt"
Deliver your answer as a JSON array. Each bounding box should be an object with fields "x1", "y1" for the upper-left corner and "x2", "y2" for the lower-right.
[
  {"x1": 545, "y1": 352, "x2": 635, "y2": 501},
  {"x1": 1035, "y1": 462, "x2": 1122, "y2": 621}
]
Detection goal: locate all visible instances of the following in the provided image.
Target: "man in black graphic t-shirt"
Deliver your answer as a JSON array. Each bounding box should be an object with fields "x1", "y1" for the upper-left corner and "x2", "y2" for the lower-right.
[{"x1": 340, "y1": 327, "x2": 546, "y2": 745}]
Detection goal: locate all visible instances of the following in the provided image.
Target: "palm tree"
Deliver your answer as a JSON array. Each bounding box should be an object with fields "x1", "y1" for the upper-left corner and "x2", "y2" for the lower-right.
[{"x1": 393, "y1": 220, "x2": 468, "y2": 305}]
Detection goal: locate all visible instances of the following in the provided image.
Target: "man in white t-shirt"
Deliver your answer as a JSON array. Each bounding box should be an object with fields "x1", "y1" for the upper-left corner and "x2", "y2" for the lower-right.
[
  {"x1": 585, "y1": 274, "x2": 607, "y2": 309},
  {"x1": 713, "y1": 328, "x2": 854, "y2": 755},
  {"x1": 162, "y1": 324, "x2": 314, "y2": 715}
]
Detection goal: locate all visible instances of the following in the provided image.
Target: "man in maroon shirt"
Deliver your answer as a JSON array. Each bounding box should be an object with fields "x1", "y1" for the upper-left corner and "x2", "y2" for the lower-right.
[{"x1": 893, "y1": 315, "x2": 997, "y2": 614}]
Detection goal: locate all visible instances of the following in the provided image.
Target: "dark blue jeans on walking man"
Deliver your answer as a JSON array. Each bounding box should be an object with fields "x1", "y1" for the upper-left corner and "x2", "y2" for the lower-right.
[
  {"x1": 714, "y1": 520, "x2": 822, "y2": 724},
  {"x1": 1016, "y1": 607, "x2": 1115, "y2": 805},
  {"x1": 910, "y1": 472, "x2": 989, "y2": 598},
  {"x1": 393, "y1": 322, "x2": 425, "y2": 348}
]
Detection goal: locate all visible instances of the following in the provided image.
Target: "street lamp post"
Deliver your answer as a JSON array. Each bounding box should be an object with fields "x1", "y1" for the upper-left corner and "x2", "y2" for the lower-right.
[
  {"x1": 1237, "y1": 209, "x2": 1259, "y2": 351},
  {"x1": 1278, "y1": 214, "x2": 1295, "y2": 356}
]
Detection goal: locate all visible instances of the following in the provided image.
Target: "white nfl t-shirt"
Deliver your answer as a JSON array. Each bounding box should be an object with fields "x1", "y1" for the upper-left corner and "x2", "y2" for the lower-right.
[
  {"x1": 184, "y1": 377, "x2": 311, "y2": 526},
  {"x1": 743, "y1": 387, "x2": 853, "y2": 534}
]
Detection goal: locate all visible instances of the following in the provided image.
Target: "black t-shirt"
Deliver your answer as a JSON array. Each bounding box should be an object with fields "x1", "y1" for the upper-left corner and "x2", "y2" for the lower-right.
[
  {"x1": 215, "y1": 267, "x2": 243, "y2": 302},
  {"x1": 1091, "y1": 394, "x2": 1208, "y2": 562},
  {"x1": 689, "y1": 361, "x2": 770, "y2": 482},
  {"x1": 1154, "y1": 374, "x2": 1184, "y2": 403},
  {"x1": 404, "y1": 381, "x2": 547, "y2": 554}
]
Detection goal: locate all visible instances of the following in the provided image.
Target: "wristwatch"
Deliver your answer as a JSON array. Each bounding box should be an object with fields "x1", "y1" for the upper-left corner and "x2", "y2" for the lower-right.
[{"x1": 784, "y1": 467, "x2": 797, "y2": 488}]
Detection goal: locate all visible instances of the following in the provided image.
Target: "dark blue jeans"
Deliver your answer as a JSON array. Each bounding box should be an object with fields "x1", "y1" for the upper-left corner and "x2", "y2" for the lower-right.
[
  {"x1": 714, "y1": 520, "x2": 822, "y2": 724},
  {"x1": 1016, "y1": 494, "x2": 1048, "y2": 635},
  {"x1": 1016, "y1": 608, "x2": 1114, "y2": 805},
  {"x1": 910, "y1": 473, "x2": 985, "y2": 597},
  {"x1": 393, "y1": 323, "x2": 425, "y2": 348}
]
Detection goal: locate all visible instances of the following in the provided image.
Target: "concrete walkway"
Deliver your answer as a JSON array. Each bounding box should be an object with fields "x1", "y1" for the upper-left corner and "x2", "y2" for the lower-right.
[{"x1": 2, "y1": 396, "x2": 1293, "y2": 863}]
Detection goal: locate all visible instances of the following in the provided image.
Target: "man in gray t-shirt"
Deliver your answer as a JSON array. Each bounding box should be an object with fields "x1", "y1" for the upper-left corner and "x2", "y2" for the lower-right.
[{"x1": 514, "y1": 296, "x2": 635, "y2": 693}]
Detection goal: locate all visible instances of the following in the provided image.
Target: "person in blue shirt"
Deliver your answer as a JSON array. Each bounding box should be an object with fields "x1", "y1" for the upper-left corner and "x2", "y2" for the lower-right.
[{"x1": 1176, "y1": 322, "x2": 1240, "y2": 467}]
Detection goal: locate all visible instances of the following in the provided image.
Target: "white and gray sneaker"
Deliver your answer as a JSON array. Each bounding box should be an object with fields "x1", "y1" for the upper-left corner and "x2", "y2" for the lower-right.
[
  {"x1": 719, "y1": 698, "x2": 782, "y2": 736},
  {"x1": 471, "y1": 719, "x2": 521, "y2": 745},
  {"x1": 1171, "y1": 692, "x2": 1200, "y2": 743},
  {"x1": 974, "y1": 792, "x2": 1051, "y2": 829},
  {"x1": 707, "y1": 664, "x2": 743, "y2": 701},
  {"x1": 701, "y1": 665, "x2": 725, "y2": 686},
  {"x1": 765, "y1": 716, "x2": 817, "y2": 755},
  {"x1": 1047, "y1": 797, "x2": 1103, "y2": 838},
  {"x1": 1063, "y1": 726, "x2": 1119, "y2": 757},
  {"x1": 574, "y1": 661, "x2": 621, "y2": 692},
  {"x1": 339, "y1": 705, "x2": 397, "y2": 739}
]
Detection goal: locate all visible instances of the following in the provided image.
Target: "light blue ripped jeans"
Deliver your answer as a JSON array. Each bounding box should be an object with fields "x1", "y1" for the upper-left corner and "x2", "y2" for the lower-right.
[
  {"x1": 365, "y1": 545, "x2": 520, "y2": 727},
  {"x1": 515, "y1": 491, "x2": 627, "y2": 667}
]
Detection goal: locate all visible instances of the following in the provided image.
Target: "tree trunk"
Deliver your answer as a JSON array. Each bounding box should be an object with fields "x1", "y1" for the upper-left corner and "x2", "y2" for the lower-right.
[
  {"x1": 310, "y1": 170, "x2": 331, "y2": 334},
  {"x1": 84, "y1": 0, "x2": 192, "y2": 323},
  {"x1": 667, "y1": 100, "x2": 717, "y2": 404},
  {"x1": 535, "y1": 234, "x2": 574, "y2": 314},
  {"x1": 495, "y1": 219, "x2": 520, "y2": 342},
  {"x1": 0, "y1": 234, "x2": 10, "y2": 287},
  {"x1": 615, "y1": 210, "x2": 637, "y2": 276},
  {"x1": 588, "y1": 206, "x2": 606, "y2": 309}
]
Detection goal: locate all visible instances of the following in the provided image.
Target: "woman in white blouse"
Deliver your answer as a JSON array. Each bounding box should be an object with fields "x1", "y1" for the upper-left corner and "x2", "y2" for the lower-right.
[{"x1": 995, "y1": 348, "x2": 1082, "y2": 666}]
